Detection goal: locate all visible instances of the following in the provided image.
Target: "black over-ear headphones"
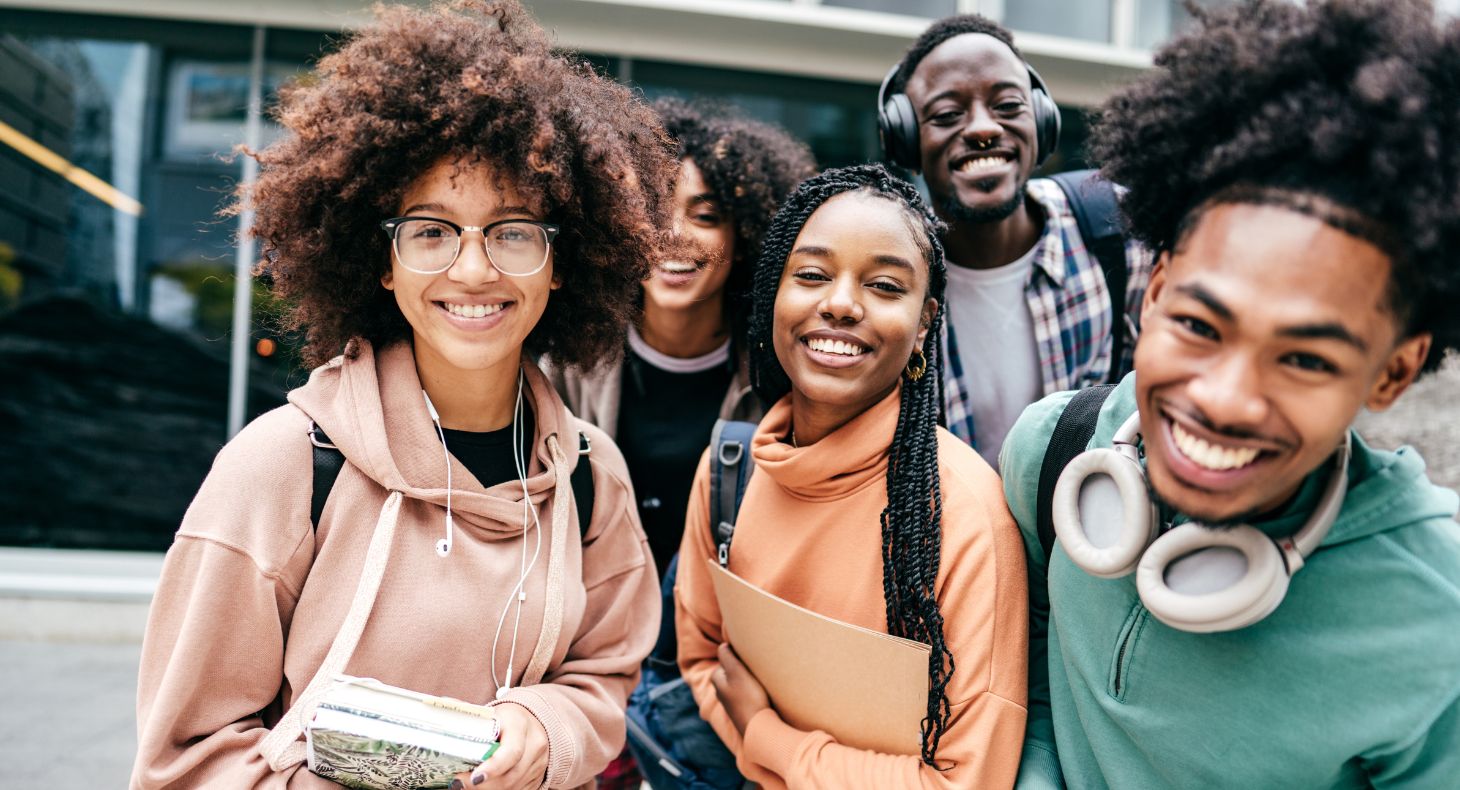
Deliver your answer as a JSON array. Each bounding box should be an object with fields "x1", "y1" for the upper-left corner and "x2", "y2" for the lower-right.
[{"x1": 877, "y1": 57, "x2": 1062, "y2": 172}]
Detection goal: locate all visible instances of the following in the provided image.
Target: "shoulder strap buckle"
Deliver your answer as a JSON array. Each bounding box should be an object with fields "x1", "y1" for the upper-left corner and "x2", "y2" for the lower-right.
[
  {"x1": 709, "y1": 419, "x2": 758, "y2": 569},
  {"x1": 308, "y1": 421, "x2": 338, "y2": 450},
  {"x1": 718, "y1": 439, "x2": 743, "y2": 467}
]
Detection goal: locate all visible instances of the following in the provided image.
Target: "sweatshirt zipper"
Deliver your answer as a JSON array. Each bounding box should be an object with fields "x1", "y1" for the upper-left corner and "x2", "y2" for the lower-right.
[{"x1": 1109, "y1": 602, "x2": 1148, "y2": 701}]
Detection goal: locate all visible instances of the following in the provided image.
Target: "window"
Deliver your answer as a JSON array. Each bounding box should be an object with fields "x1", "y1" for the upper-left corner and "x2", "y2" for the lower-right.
[
  {"x1": 0, "y1": 14, "x2": 319, "y2": 551},
  {"x1": 821, "y1": 0, "x2": 958, "y2": 18},
  {"x1": 627, "y1": 59, "x2": 881, "y2": 169},
  {"x1": 1005, "y1": 0, "x2": 1113, "y2": 43},
  {"x1": 1136, "y1": 0, "x2": 1239, "y2": 50}
]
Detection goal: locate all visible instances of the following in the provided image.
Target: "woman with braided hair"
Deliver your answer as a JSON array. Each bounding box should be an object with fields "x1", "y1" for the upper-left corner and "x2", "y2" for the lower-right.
[{"x1": 674, "y1": 164, "x2": 1029, "y2": 788}]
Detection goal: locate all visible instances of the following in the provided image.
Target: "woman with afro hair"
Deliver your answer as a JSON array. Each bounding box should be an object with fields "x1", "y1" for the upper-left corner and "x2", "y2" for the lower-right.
[
  {"x1": 674, "y1": 164, "x2": 1029, "y2": 788},
  {"x1": 132, "y1": 2, "x2": 672, "y2": 788},
  {"x1": 999, "y1": 1, "x2": 1460, "y2": 787},
  {"x1": 545, "y1": 99, "x2": 813, "y2": 789},
  {"x1": 547, "y1": 97, "x2": 816, "y2": 576}
]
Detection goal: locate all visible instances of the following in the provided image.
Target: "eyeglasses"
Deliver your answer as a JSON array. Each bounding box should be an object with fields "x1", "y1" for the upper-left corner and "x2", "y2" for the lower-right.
[{"x1": 380, "y1": 216, "x2": 560, "y2": 277}]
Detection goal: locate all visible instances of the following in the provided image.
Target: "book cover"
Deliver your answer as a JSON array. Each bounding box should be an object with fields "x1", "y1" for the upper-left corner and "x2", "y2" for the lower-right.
[{"x1": 304, "y1": 677, "x2": 500, "y2": 790}]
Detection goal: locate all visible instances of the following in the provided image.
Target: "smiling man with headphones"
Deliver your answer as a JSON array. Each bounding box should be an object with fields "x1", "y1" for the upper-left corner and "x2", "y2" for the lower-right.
[
  {"x1": 881, "y1": 15, "x2": 1153, "y2": 467},
  {"x1": 998, "y1": 1, "x2": 1460, "y2": 788}
]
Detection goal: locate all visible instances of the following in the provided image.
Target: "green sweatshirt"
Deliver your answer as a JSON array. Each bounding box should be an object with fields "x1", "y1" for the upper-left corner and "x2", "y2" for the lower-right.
[{"x1": 1001, "y1": 374, "x2": 1460, "y2": 789}]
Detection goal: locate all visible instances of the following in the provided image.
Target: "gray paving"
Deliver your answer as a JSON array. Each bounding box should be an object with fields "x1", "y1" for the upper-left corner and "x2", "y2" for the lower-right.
[{"x1": 1, "y1": 638, "x2": 140, "y2": 789}]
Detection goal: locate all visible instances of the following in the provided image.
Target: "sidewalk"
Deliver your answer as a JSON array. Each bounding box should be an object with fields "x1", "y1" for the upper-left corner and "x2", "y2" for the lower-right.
[
  {"x1": 0, "y1": 547, "x2": 155, "y2": 788},
  {"x1": 2, "y1": 638, "x2": 140, "y2": 788}
]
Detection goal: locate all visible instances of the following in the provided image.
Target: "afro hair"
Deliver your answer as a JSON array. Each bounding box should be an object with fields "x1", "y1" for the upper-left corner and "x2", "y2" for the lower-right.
[
  {"x1": 1090, "y1": 0, "x2": 1460, "y2": 373},
  {"x1": 651, "y1": 97, "x2": 817, "y2": 342},
  {"x1": 241, "y1": 0, "x2": 677, "y2": 370}
]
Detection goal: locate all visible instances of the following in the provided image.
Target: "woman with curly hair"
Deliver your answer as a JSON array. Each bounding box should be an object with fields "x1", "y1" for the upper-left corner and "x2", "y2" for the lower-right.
[
  {"x1": 548, "y1": 98, "x2": 816, "y2": 575},
  {"x1": 998, "y1": 1, "x2": 1460, "y2": 786},
  {"x1": 545, "y1": 98, "x2": 813, "y2": 789},
  {"x1": 674, "y1": 164, "x2": 1029, "y2": 788},
  {"x1": 131, "y1": 2, "x2": 672, "y2": 788}
]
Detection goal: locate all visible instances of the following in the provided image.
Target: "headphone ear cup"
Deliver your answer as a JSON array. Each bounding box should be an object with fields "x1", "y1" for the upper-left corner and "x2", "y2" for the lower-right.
[
  {"x1": 1051, "y1": 447, "x2": 1157, "y2": 578},
  {"x1": 879, "y1": 92, "x2": 922, "y2": 171},
  {"x1": 1136, "y1": 525, "x2": 1290, "y2": 633},
  {"x1": 1030, "y1": 88, "x2": 1061, "y2": 167}
]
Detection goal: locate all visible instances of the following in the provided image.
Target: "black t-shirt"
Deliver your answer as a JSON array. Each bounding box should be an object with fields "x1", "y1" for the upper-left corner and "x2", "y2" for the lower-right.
[
  {"x1": 615, "y1": 350, "x2": 734, "y2": 575},
  {"x1": 439, "y1": 406, "x2": 535, "y2": 491}
]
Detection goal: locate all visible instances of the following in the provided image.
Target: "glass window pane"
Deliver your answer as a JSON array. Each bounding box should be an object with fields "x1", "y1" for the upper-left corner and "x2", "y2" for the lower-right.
[
  {"x1": 1136, "y1": 0, "x2": 1239, "y2": 50},
  {"x1": 0, "y1": 21, "x2": 307, "y2": 551},
  {"x1": 822, "y1": 0, "x2": 957, "y2": 18},
  {"x1": 628, "y1": 59, "x2": 880, "y2": 170},
  {"x1": 1005, "y1": 0, "x2": 1113, "y2": 43}
]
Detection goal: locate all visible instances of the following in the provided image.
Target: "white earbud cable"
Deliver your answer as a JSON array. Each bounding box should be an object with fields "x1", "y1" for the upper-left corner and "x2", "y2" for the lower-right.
[{"x1": 491, "y1": 369, "x2": 543, "y2": 697}]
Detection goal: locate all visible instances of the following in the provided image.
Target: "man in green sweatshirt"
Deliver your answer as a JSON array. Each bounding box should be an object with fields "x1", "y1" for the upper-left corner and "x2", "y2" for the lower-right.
[{"x1": 999, "y1": 2, "x2": 1460, "y2": 787}]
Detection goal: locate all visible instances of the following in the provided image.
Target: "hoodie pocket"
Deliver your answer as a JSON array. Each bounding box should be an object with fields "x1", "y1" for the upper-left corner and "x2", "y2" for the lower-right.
[{"x1": 1107, "y1": 601, "x2": 1148, "y2": 702}]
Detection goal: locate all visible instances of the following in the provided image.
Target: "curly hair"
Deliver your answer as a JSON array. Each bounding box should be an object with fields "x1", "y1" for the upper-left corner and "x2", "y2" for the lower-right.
[
  {"x1": 240, "y1": 0, "x2": 677, "y2": 369},
  {"x1": 748, "y1": 164, "x2": 953, "y2": 766},
  {"x1": 889, "y1": 14, "x2": 1020, "y2": 95},
  {"x1": 1090, "y1": 0, "x2": 1460, "y2": 374},
  {"x1": 652, "y1": 97, "x2": 817, "y2": 343}
]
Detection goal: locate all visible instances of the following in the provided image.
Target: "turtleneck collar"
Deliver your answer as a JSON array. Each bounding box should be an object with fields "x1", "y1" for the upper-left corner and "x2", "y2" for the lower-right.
[{"x1": 750, "y1": 386, "x2": 902, "y2": 501}]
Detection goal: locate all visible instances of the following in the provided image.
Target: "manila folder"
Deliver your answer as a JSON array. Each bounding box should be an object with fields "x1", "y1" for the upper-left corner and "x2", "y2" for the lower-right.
[{"x1": 708, "y1": 560, "x2": 930, "y2": 756}]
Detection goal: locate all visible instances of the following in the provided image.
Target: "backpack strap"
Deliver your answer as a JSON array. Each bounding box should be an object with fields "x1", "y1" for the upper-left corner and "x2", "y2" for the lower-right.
[
  {"x1": 309, "y1": 422, "x2": 344, "y2": 531},
  {"x1": 1035, "y1": 384, "x2": 1116, "y2": 562},
  {"x1": 709, "y1": 419, "x2": 758, "y2": 568},
  {"x1": 309, "y1": 423, "x2": 594, "y2": 539},
  {"x1": 1050, "y1": 170, "x2": 1129, "y2": 384},
  {"x1": 570, "y1": 431, "x2": 594, "y2": 540}
]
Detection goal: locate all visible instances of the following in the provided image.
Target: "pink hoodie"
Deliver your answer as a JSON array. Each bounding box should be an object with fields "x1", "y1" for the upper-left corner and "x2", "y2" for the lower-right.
[{"x1": 132, "y1": 341, "x2": 659, "y2": 789}]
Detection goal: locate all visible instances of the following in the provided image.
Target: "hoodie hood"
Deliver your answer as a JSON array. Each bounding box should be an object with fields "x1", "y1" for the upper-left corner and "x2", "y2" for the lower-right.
[
  {"x1": 1318, "y1": 432, "x2": 1459, "y2": 546},
  {"x1": 288, "y1": 340, "x2": 584, "y2": 538}
]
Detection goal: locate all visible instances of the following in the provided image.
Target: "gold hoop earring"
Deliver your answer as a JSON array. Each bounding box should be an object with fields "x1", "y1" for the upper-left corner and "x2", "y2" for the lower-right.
[{"x1": 905, "y1": 349, "x2": 928, "y2": 382}]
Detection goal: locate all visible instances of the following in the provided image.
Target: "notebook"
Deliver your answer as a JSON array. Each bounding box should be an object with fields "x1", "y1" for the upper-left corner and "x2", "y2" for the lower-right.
[{"x1": 708, "y1": 560, "x2": 931, "y2": 755}]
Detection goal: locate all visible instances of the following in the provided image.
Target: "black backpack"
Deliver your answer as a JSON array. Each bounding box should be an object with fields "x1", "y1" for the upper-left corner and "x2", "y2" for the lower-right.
[
  {"x1": 624, "y1": 418, "x2": 755, "y2": 790},
  {"x1": 306, "y1": 423, "x2": 596, "y2": 538},
  {"x1": 1033, "y1": 384, "x2": 1117, "y2": 561},
  {"x1": 1048, "y1": 170, "x2": 1131, "y2": 384}
]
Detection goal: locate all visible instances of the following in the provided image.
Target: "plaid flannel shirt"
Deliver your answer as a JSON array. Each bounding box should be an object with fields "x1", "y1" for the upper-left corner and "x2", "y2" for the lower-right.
[{"x1": 941, "y1": 177, "x2": 1154, "y2": 450}]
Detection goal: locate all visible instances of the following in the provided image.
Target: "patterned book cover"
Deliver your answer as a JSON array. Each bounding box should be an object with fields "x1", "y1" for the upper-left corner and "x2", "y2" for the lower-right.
[
  {"x1": 307, "y1": 727, "x2": 487, "y2": 790},
  {"x1": 303, "y1": 677, "x2": 501, "y2": 790}
]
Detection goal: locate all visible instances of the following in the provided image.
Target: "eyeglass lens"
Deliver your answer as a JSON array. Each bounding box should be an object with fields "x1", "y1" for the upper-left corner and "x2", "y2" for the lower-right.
[{"x1": 392, "y1": 219, "x2": 549, "y2": 275}]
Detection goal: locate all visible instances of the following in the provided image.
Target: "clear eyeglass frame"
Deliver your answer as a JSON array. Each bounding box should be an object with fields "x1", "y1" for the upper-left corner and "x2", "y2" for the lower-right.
[{"x1": 379, "y1": 216, "x2": 561, "y2": 277}]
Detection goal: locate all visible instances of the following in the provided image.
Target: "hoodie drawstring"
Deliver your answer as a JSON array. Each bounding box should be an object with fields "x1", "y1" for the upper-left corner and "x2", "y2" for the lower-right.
[
  {"x1": 520, "y1": 434, "x2": 572, "y2": 687},
  {"x1": 261, "y1": 490, "x2": 404, "y2": 770}
]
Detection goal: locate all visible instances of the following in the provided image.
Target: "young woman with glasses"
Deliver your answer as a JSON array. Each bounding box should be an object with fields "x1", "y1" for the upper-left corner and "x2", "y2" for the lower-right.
[
  {"x1": 674, "y1": 165, "x2": 1030, "y2": 787},
  {"x1": 132, "y1": 2, "x2": 671, "y2": 788}
]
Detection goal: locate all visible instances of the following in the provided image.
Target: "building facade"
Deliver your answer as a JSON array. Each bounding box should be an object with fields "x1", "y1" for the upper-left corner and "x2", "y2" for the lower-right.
[{"x1": 0, "y1": 0, "x2": 1224, "y2": 551}]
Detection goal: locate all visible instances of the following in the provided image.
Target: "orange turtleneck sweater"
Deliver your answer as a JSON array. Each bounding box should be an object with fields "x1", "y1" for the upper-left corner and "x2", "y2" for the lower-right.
[{"x1": 675, "y1": 389, "x2": 1028, "y2": 789}]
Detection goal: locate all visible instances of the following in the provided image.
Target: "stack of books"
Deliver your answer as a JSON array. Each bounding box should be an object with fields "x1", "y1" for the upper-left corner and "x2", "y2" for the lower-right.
[{"x1": 304, "y1": 677, "x2": 502, "y2": 790}]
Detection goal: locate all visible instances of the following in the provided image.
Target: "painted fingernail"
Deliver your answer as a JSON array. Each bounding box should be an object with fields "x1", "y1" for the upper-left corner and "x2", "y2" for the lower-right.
[
  {"x1": 449, "y1": 781, "x2": 463, "y2": 790},
  {"x1": 471, "y1": 773, "x2": 485, "y2": 785}
]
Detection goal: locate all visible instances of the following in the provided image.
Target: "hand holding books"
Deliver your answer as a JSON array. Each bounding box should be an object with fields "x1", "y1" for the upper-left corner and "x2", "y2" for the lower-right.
[{"x1": 450, "y1": 702, "x2": 549, "y2": 790}]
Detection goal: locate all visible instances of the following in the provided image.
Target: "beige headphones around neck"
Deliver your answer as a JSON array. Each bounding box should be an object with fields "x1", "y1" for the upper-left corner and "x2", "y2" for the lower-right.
[{"x1": 1051, "y1": 411, "x2": 1350, "y2": 633}]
